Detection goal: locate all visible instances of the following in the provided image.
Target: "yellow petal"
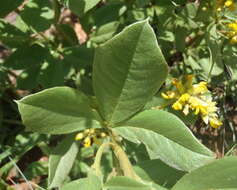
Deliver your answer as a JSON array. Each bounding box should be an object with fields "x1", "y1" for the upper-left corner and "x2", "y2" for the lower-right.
[
  {"x1": 172, "y1": 101, "x2": 183, "y2": 110},
  {"x1": 83, "y1": 137, "x2": 92, "y2": 147},
  {"x1": 100, "y1": 132, "x2": 107, "y2": 138},
  {"x1": 183, "y1": 104, "x2": 190, "y2": 115},
  {"x1": 230, "y1": 36, "x2": 237, "y2": 44},
  {"x1": 202, "y1": 115, "x2": 209, "y2": 124},
  {"x1": 210, "y1": 118, "x2": 223, "y2": 128},
  {"x1": 179, "y1": 93, "x2": 190, "y2": 102},
  {"x1": 193, "y1": 81, "x2": 208, "y2": 94},
  {"x1": 75, "y1": 132, "x2": 84, "y2": 141},
  {"x1": 225, "y1": 0, "x2": 233, "y2": 7}
]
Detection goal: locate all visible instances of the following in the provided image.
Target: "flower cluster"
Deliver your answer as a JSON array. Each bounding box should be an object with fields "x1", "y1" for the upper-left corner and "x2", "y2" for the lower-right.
[
  {"x1": 216, "y1": 0, "x2": 236, "y2": 11},
  {"x1": 161, "y1": 75, "x2": 222, "y2": 128},
  {"x1": 75, "y1": 128, "x2": 107, "y2": 147},
  {"x1": 227, "y1": 21, "x2": 237, "y2": 43}
]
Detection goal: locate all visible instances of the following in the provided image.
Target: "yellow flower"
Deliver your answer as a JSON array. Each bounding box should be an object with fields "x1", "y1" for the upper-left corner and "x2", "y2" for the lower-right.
[
  {"x1": 75, "y1": 128, "x2": 108, "y2": 147},
  {"x1": 161, "y1": 91, "x2": 176, "y2": 99},
  {"x1": 75, "y1": 132, "x2": 84, "y2": 141},
  {"x1": 161, "y1": 75, "x2": 222, "y2": 128},
  {"x1": 230, "y1": 35, "x2": 237, "y2": 43},
  {"x1": 216, "y1": 0, "x2": 236, "y2": 11},
  {"x1": 172, "y1": 101, "x2": 183, "y2": 110},
  {"x1": 210, "y1": 117, "x2": 223, "y2": 128},
  {"x1": 83, "y1": 137, "x2": 92, "y2": 147},
  {"x1": 192, "y1": 82, "x2": 208, "y2": 94},
  {"x1": 224, "y1": 0, "x2": 236, "y2": 10},
  {"x1": 226, "y1": 22, "x2": 237, "y2": 44}
]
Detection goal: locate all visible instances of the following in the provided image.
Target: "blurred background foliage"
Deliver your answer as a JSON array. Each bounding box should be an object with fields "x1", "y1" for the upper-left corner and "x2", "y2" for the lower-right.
[{"x1": 0, "y1": 0, "x2": 236, "y2": 189}]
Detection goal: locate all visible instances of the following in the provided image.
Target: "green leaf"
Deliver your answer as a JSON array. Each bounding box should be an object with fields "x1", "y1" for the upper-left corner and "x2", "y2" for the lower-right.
[
  {"x1": 0, "y1": 0, "x2": 24, "y2": 18},
  {"x1": 93, "y1": 20, "x2": 168, "y2": 124},
  {"x1": 24, "y1": 161, "x2": 48, "y2": 180},
  {"x1": 4, "y1": 44, "x2": 48, "y2": 70},
  {"x1": 17, "y1": 87, "x2": 100, "y2": 134},
  {"x1": 115, "y1": 110, "x2": 214, "y2": 171},
  {"x1": 172, "y1": 156, "x2": 237, "y2": 190},
  {"x1": 205, "y1": 23, "x2": 223, "y2": 77},
  {"x1": 39, "y1": 56, "x2": 69, "y2": 88},
  {"x1": 92, "y1": 2, "x2": 126, "y2": 26},
  {"x1": 17, "y1": 65, "x2": 41, "y2": 90},
  {"x1": 61, "y1": 173, "x2": 102, "y2": 190},
  {"x1": 0, "y1": 19, "x2": 29, "y2": 47},
  {"x1": 134, "y1": 159, "x2": 185, "y2": 188},
  {"x1": 69, "y1": 0, "x2": 101, "y2": 17},
  {"x1": 104, "y1": 176, "x2": 154, "y2": 190},
  {"x1": 48, "y1": 134, "x2": 79, "y2": 188},
  {"x1": 20, "y1": 0, "x2": 54, "y2": 32},
  {"x1": 56, "y1": 24, "x2": 79, "y2": 46},
  {"x1": 90, "y1": 21, "x2": 119, "y2": 44},
  {"x1": 62, "y1": 45, "x2": 94, "y2": 69}
]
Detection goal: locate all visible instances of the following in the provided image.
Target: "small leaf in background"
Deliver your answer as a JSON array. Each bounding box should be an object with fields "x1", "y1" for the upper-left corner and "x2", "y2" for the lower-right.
[
  {"x1": 69, "y1": 0, "x2": 101, "y2": 17},
  {"x1": 0, "y1": 0, "x2": 24, "y2": 18},
  {"x1": 115, "y1": 110, "x2": 214, "y2": 171},
  {"x1": 92, "y1": 2, "x2": 126, "y2": 26},
  {"x1": 62, "y1": 45, "x2": 94, "y2": 69},
  {"x1": 17, "y1": 65, "x2": 41, "y2": 90},
  {"x1": 17, "y1": 87, "x2": 100, "y2": 134},
  {"x1": 0, "y1": 19, "x2": 30, "y2": 47},
  {"x1": 93, "y1": 20, "x2": 168, "y2": 124},
  {"x1": 171, "y1": 156, "x2": 237, "y2": 190},
  {"x1": 56, "y1": 24, "x2": 79, "y2": 46},
  {"x1": 38, "y1": 56, "x2": 70, "y2": 88},
  {"x1": 48, "y1": 134, "x2": 79, "y2": 188},
  {"x1": 61, "y1": 173, "x2": 102, "y2": 190},
  {"x1": 24, "y1": 161, "x2": 48, "y2": 180},
  {"x1": 90, "y1": 21, "x2": 119, "y2": 44},
  {"x1": 205, "y1": 23, "x2": 223, "y2": 77},
  {"x1": 20, "y1": 0, "x2": 54, "y2": 32},
  {"x1": 4, "y1": 44, "x2": 48, "y2": 70}
]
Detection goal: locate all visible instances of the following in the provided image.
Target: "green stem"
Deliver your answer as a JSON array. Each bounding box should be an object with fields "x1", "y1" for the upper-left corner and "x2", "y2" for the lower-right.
[
  {"x1": 92, "y1": 142, "x2": 141, "y2": 181},
  {"x1": 207, "y1": 47, "x2": 214, "y2": 82},
  {"x1": 92, "y1": 142, "x2": 112, "y2": 177}
]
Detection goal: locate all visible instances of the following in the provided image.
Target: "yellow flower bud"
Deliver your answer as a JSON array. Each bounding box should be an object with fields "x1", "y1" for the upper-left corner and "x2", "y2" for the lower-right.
[
  {"x1": 161, "y1": 91, "x2": 176, "y2": 99},
  {"x1": 230, "y1": 36, "x2": 237, "y2": 43},
  {"x1": 225, "y1": 0, "x2": 233, "y2": 7},
  {"x1": 179, "y1": 93, "x2": 190, "y2": 102},
  {"x1": 75, "y1": 132, "x2": 84, "y2": 141},
  {"x1": 172, "y1": 101, "x2": 183, "y2": 110},
  {"x1": 83, "y1": 137, "x2": 92, "y2": 147},
  {"x1": 100, "y1": 132, "x2": 107, "y2": 138}
]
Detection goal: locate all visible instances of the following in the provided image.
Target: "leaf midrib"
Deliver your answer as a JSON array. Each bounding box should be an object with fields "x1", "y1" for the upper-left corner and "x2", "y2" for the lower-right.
[{"x1": 108, "y1": 22, "x2": 146, "y2": 124}]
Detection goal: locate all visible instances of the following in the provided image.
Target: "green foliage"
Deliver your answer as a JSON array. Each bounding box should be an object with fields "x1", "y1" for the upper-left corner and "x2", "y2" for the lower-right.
[
  {"x1": 0, "y1": 0, "x2": 24, "y2": 18},
  {"x1": 48, "y1": 134, "x2": 79, "y2": 188},
  {"x1": 17, "y1": 87, "x2": 99, "y2": 134},
  {"x1": 68, "y1": 0, "x2": 101, "y2": 17},
  {"x1": 93, "y1": 20, "x2": 168, "y2": 124},
  {"x1": 172, "y1": 156, "x2": 237, "y2": 190}
]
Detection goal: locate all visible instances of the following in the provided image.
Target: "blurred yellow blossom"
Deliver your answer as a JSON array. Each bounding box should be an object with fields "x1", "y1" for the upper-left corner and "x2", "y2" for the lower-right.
[
  {"x1": 75, "y1": 128, "x2": 108, "y2": 147},
  {"x1": 226, "y1": 21, "x2": 237, "y2": 43},
  {"x1": 161, "y1": 75, "x2": 222, "y2": 128},
  {"x1": 216, "y1": 0, "x2": 236, "y2": 11}
]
